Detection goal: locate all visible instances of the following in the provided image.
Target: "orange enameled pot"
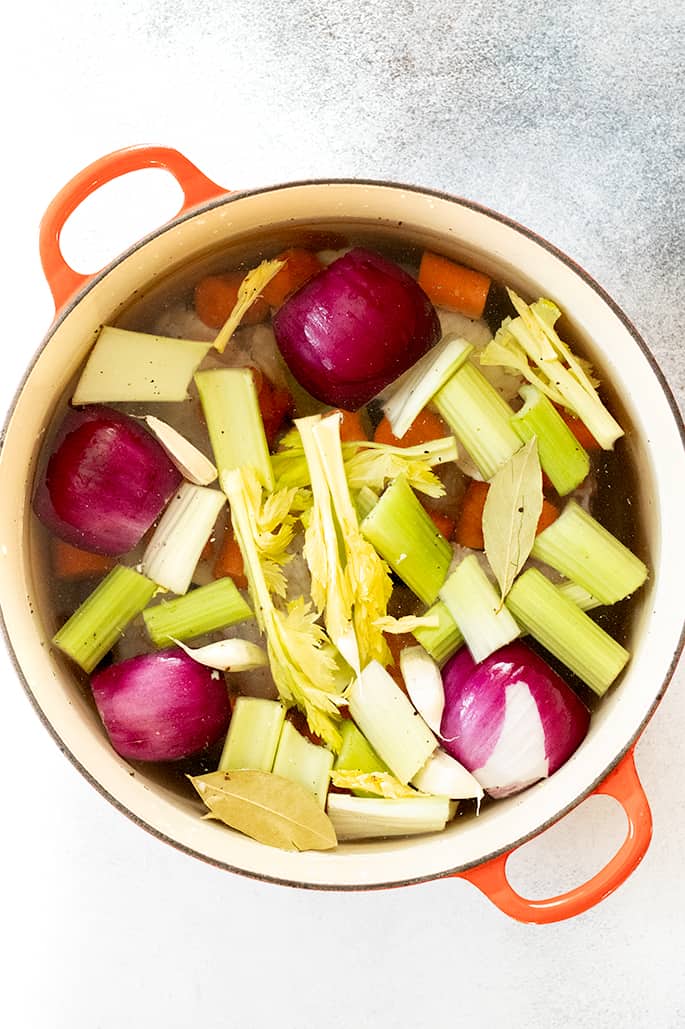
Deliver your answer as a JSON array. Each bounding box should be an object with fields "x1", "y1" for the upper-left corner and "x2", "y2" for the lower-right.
[{"x1": 1, "y1": 146, "x2": 683, "y2": 923}]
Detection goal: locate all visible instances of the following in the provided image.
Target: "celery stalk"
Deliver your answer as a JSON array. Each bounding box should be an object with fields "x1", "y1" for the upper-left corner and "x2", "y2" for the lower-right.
[
  {"x1": 53, "y1": 565, "x2": 157, "y2": 672},
  {"x1": 511, "y1": 385, "x2": 590, "y2": 496},
  {"x1": 412, "y1": 600, "x2": 464, "y2": 665},
  {"x1": 412, "y1": 583, "x2": 597, "y2": 665},
  {"x1": 142, "y1": 577, "x2": 252, "y2": 646},
  {"x1": 433, "y1": 362, "x2": 522, "y2": 480},
  {"x1": 72, "y1": 327, "x2": 211, "y2": 405},
  {"x1": 334, "y1": 720, "x2": 389, "y2": 774},
  {"x1": 353, "y1": 486, "x2": 379, "y2": 522},
  {"x1": 272, "y1": 720, "x2": 334, "y2": 807},
  {"x1": 382, "y1": 334, "x2": 473, "y2": 439},
  {"x1": 439, "y1": 555, "x2": 520, "y2": 663},
  {"x1": 195, "y1": 368, "x2": 274, "y2": 491},
  {"x1": 531, "y1": 500, "x2": 648, "y2": 604},
  {"x1": 218, "y1": 697, "x2": 285, "y2": 772},
  {"x1": 141, "y1": 483, "x2": 225, "y2": 596},
  {"x1": 360, "y1": 475, "x2": 452, "y2": 605},
  {"x1": 327, "y1": 794, "x2": 455, "y2": 840},
  {"x1": 506, "y1": 568, "x2": 629, "y2": 695},
  {"x1": 347, "y1": 661, "x2": 438, "y2": 784}
]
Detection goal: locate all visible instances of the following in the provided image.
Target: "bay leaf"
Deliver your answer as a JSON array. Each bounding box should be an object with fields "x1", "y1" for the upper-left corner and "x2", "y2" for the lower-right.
[
  {"x1": 483, "y1": 437, "x2": 543, "y2": 601},
  {"x1": 188, "y1": 769, "x2": 338, "y2": 852}
]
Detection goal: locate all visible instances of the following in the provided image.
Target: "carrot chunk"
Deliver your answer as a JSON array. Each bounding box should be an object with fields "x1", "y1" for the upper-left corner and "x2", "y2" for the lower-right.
[
  {"x1": 261, "y1": 248, "x2": 323, "y2": 308},
  {"x1": 455, "y1": 480, "x2": 490, "y2": 549},
  {"x1": 456, "y1": 480, "x2": 559, "y2": 550},
  {"x1": 373, "y1": 409, "x2": 450, "y2": 448},
  {"x1": 194, "y1": 272, "x2": 270, "y2": 329},
  {"x1": 212, "y1": 530, "x2": 248, "y2": 589},
  {"x1": 418, "y1": 251, "x2": 491, "y2": 319},
  {"x1": 559, "y1": 410, "x2": 601, "y2": 451},
  {"x1": 426, "y1": 509, "x2": 456, "y2": 542},
  {"x1": 335, "y1": 409, "x2": 368, "y2": 443},
  {"x1": 52, "y1": 539, "x2": 115, "y2": 580}
]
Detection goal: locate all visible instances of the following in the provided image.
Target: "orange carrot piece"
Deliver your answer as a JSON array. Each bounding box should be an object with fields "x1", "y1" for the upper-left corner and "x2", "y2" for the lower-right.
[
  {"x1": 537, "y1": 498, "x2": 560, "y2": 535},
  {"x1": 456, "y1": 480, "x2": 559, "y2": 550},
  {"x1": 455, "y1": 480, "x2": 490, "y2": 549},
  {"x1": 373, "y1": 409, "x2": 450, "y2": 448},
  {"x1": 418, "y1": 251, "x2": 491, "y2": 319},
  {"x1": 559, "y1": 410, "x2": 600, "y2": 451},
  {"x1": 52, "y1": 539, "x2": 115, "y2": 580},
  {"x1": 258, "y1": 377, "x2": 294, "y2": 447},
  {"x1": 335, "y1": 409, "x2": 368, "y2": 443},
  {"x1": 194, "y1": 272, "x2": 270, "y2": 329},
  {"x1": 426, "y1": 509, "x2": 456, "y2": 541},
  {"x1": 212, "y1": 531, "x2": 248, "y2": 589},
  {"x1": 261, "y1": 248, "x2": 323, "y2": 308}
]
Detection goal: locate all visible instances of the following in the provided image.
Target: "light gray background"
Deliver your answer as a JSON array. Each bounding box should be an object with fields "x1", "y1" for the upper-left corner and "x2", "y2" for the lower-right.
[{"x1": 1, "y1": 2, "x2": 683, "y2": 1027}]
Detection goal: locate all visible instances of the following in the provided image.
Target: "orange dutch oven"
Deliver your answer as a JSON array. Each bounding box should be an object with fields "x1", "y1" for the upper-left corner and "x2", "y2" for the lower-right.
[{"x1": 1, "y1": 146, "x2": 683, "y2": 923}]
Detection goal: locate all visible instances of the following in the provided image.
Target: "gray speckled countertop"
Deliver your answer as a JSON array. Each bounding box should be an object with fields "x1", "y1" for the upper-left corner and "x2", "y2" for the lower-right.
[{"x1": 1, "y1": 2, "x2": 683, "y2": 1027}]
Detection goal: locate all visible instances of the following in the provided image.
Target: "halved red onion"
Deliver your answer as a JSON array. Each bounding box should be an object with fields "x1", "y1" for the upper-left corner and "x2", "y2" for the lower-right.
[
  {"x1": 440, "y1": 642, "x2": 590, "y2": 798},
  {"x1": 272, "y1": 248, "x2": 441, "y2": 409},
  {"x1": 33, "y1": 405, "x2": 181, "y2": 555},
  {"x1": 91, "y1": 648, "x2": 231, "y2": 762}
]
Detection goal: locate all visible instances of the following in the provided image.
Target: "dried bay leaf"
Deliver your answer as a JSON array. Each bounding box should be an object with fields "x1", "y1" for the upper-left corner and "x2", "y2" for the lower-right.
[
  {"x1": 189, "y1": 769, "x2": 337, "y2": 852},
  {"x1": 483, "y1": 437, "x2": 543, "y2": 601}
]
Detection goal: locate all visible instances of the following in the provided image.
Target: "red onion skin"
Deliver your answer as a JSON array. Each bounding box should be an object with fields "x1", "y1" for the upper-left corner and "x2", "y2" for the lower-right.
[
  {"x1": 33, "y1": 405, "x2": 181, "y2": 555},
  {"x1": 91, "y1": 648, "x2": 231, "y2": 762},
  {"x1": 272, "y1": 248, "x2": 441, "y2": 409},
  {"x1": 440, "y1": 642, "x2": 590, "y2": 785}
]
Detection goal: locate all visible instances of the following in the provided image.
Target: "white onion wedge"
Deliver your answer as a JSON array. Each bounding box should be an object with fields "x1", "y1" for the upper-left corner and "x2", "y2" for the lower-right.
[
  {"x1": 399, "y1": 645, "x2": 445, "y2": 734},
  {"x1": 412, "y1": 747, "x2": 484, "y2": 801},
  {"x1": 172, "y1": 637, "x2": 268, "y2": 671},
  {"x1": 144, "y1": 416, "x2": 218, "y2": 485}
]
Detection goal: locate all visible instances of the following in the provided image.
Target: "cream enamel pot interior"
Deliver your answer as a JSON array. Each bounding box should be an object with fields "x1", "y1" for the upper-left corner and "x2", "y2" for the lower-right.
[{"x1": 1, "y1": 146, "x2": 683, "y2": 924}]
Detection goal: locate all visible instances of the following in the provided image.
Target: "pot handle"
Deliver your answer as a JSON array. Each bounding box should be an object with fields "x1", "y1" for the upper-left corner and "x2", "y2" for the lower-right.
[
  {"x1": 454, "y1": 747, "x2": 652, "y2": 924},
  {"x1": 39, "y1": 145, "x2": 227, "y2": 313}
]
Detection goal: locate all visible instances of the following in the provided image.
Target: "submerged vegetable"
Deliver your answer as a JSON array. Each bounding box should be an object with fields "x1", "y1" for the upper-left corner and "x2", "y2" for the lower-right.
[
  {"x1": 273, "y1": 248, "x2": 441, "y2": 408},
  {"x1": 34, "y1": 406, "x2": 181, "y2": 555},
  {"x1": 440, "y1": 642, "x2": 590, "y2": 798},
  {"x1": 91, "y1": 648, "x2": 231, "y2": 761}
]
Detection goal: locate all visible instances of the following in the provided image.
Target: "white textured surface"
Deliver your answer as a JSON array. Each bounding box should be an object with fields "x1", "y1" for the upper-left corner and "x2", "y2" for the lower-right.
[{"x1": 1, "y1": 2, "x2": 683, "y2": 1027}]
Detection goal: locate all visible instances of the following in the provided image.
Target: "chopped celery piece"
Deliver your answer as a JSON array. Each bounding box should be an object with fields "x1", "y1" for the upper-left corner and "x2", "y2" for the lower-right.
[
  {"x1": 506, "y1": 568, "x2": 629, "y2": 696},
  {"x1": 347, "y1": 661, "x2": 438, "y2": 784},
  {"x1": 141, "y1": 483, "x2": 225, "y2": 596},
  {"x1": 334, "y1": 720, "x2": 389, "y2": 774},
  {"x1": 382, "y1": 334, "x2": 473, "y2": 439},
  {"x1": 142, "y1": 577, "x2": 252, "y2": 646},
  {"x1": 439, "y1": 555, "x2": 520, "y2": 662},
  {"x1": 498, "y1": 292, "x2": 623, "y2": 450},
  {"x1": 72, "y1": 327, "x2": 211, "y2": 405},
  {"x1": 218, "y1": 697, "x2": 286, "y2": 772},
  {"x1": 53, "y1": 565, "x2": 157, "y2": 672},
  {"x1": 413, "y1": 583, "x2": 599, "y2": 665},
  {"x1": 353, "y1": 486, "x2": 379, "y2": 521},
  {"x1": 213, "y1": 259, "x2": 285, "y2": 353},
  {"x1": 412, "y1": 600, "x2": 464, "y2": 665},
  {"x1": 433, "y1": 361, "x2": 521, "y2": 480},
  {"x1": 531, "y1": 500, "x2": 648, "y2": 604},
  {"x1": 195, "y1": 368, "x2": 274, "y2": 491},
  {"x1": 511, "y1": 385, "x2": 590, "y2": 496},
  {"x1": 558, "y1": 581, "x2": 601, "y2": 611},
  {"x1": 223, "y1": 467, "x2": 345, "y2": 750},
  {"x1": 361, "y1": 476, "x2": 452, "y2": 605},
  {"x1": 327, "y1": 794, "x2": 455, "y2": 840},
  {"x1": 272, "y1": 720, "x2": 334, "y2": 807},
  {"x1": 345, "y1": 436, "x2": 458, "y2": 498}
]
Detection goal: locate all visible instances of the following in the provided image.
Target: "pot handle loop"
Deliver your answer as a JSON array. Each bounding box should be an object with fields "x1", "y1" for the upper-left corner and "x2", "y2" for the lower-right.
[
  {"x1": 39, "y1": 145, "x2": 227, "y2": 313},
  {"x1": 454, "y1": 747, "x2": 652, "y2": 924}
]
